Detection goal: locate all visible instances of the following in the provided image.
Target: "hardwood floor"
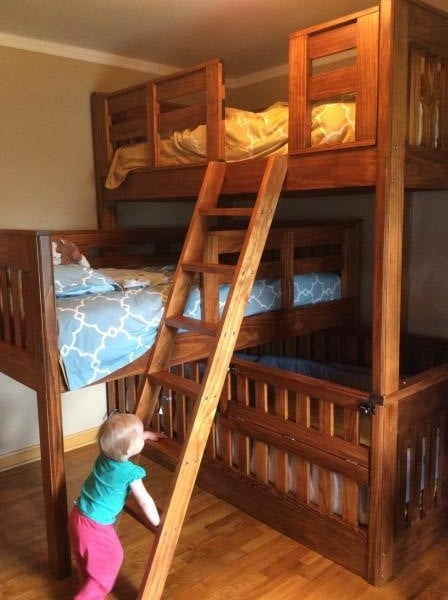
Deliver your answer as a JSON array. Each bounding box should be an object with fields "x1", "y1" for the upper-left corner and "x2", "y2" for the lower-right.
[{"x1": 1, "y1": 444, "x2": 448, "y2": 599}]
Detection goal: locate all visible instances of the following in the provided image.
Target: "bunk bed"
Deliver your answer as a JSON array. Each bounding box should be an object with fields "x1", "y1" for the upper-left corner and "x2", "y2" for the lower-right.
[
  {"x1": 2, "y1": 0, "x2": 447, "y2": 587},
  {"x1": 0, "y1": 219, "x2": 358, "y2": 579},
  {"x1": 89, "y1": 0, "x2": 448, "y2": 586}
]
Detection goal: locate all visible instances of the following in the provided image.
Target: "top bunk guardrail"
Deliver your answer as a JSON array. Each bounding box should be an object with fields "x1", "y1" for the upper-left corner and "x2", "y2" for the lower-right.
[{"x1": 91, "y1": 0, "x2": 448, "y2": 226}]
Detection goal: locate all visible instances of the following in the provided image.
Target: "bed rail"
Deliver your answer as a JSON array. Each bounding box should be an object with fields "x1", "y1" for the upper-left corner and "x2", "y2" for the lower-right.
[
  {"x1": 91, "y1": 59, "x2": 224, "y2": 178},
  {"x1": 289, "y1": 7, "x2": 379, "y2": 154}
]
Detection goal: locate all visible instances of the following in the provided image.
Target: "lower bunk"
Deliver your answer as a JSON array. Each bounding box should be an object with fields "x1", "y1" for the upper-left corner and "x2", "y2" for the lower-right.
[
  {"x1": 138, "y1": 326, "x2": 448, "y2": 585},
  {"x1": 0, "y1": 219, "x2": 358, "y2": 577}
]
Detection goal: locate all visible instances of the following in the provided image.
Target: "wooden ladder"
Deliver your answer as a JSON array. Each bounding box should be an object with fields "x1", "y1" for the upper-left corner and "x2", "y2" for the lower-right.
[{"x1": 130, "y1": 154, "x2": 287, "y2": 599}]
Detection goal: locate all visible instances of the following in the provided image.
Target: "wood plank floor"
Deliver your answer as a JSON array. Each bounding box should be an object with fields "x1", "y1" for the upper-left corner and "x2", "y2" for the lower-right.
[{"x1": 1, "y1": 443, "x2": 448, "y2": 599}]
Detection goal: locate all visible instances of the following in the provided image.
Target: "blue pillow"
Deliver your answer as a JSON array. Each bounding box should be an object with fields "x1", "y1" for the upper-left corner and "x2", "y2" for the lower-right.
[{"x1": 54, "y1": 264, "x2": 118, "y2": 297}]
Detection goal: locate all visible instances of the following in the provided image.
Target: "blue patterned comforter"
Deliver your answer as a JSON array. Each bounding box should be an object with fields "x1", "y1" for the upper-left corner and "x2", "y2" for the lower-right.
[{"x1": 57, "y1": 273, "x2": 341, "y2": 390}]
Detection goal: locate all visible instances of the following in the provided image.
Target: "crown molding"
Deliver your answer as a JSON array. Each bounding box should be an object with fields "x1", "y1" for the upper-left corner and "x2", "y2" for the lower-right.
[
  {"x1": 227, "y1": 63, "x2": 288, "y2": 89},
  {"x1": 0, "y1": 31, "x2": 288, "y2": 88},
  {"x1": 0, "y1": 32, "x2": 178, "y2": 76}
]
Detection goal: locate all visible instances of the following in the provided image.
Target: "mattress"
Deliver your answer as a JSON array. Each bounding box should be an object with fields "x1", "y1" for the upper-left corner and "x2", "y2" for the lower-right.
[
  {"x1": 56, "y1": 272, "x2": 341, "y2": 390},
  {"x1": 105, "y1": 101, "x2": 355, "y2": 189}
]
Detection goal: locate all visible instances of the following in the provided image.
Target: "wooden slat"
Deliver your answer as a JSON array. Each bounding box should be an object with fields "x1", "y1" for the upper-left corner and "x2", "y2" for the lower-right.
[
  {"x1": 158, "y1": 103, "x2": 206, "y2": 133},
  {"x1": 309, "y1": 65, "x2": 357, "y2": 101},
  {"x1": 110, "y1": 118, "x2": 148, "y2": 143},
  {"x1": 149, "y1": 371, "x2": 201, "y2": 398},
  {"x1": 356, "y1": 10, "x2": 379, "y2": 142},
  {"x1": 309, "y1": 21, "x2": 358, "y2": 59},
  {"x1": 165, "y1": 315, "x2": 217, "y2": 336},
  {"x1": 107, "y1": 85, "x2": 148, "y2": 115},
  {"x1": 155, "y1": 68, "x2": 207, "y2": 103}
]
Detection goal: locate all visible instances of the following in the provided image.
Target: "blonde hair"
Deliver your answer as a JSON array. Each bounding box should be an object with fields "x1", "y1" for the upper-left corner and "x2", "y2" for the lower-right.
[{"x1": 98, "y1": 412, "x2": 143, "y2": 461}]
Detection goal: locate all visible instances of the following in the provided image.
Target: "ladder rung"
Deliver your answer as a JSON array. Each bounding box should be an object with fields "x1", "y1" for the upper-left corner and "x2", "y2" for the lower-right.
[
  {"x1": 182, "y1": 261, "x2": 234, "y2": 276},
  {"x1": 149, "y1": 370, "x2": 202, "y2": 397},
  {"x1": 165, "y1": 314, "x2": 218, "y2": 336},
  {"x1": 199, "y1": 208, "x2": 253, "y2": 217},
  {"x1": 147, "y1": 437, "x2": 181, "y2": 461},
  {"x1": 124, "y1": 495, "x2": 160, "y2": 533}
]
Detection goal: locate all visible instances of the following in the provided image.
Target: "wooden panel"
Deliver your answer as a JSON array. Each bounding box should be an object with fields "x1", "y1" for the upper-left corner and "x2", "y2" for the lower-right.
[
  {"x1": 309, "y1": 21, "x2": 357, "y2": 59},
  {"x1": 288, "y1": 31, "x2": 309, "y2": 151},
  {"x1": 110, "y1": 117, "x2": 147, "y2": 143},
  {"x1": 107, "y1": 85, "x2": 148, "y2": 115},
  {"x1": 356, "y1": 10, "x2": 379, "y2": 142},
  {"x1": 309, "y1": 65, "x2": 357, "y2": 100},
  {"x1": 405, "y1": 146, "x2": 448, "y2": 188},
  {"x1": 155, "y1": 67, "x2": 207, "y2": 103},
  {"x1": 158, "y1": 103, "x2": 206, "y2": 133}
]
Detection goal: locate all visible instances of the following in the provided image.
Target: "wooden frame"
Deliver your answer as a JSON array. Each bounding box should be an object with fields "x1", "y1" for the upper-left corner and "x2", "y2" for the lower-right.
[
  {"x1": 87, "y1": 0, "x2": 448, "y2": 587},
  {"x1": 0, "y1": 227, "x2": 186, "y2": 577},
  {"x1": 2, "y1": 0, "x2": 447, "y2": 588},
  {"x1": 0, "y1": 220, "x2": 358, "y2": 578},
  {"x1": 91, "y1": 2, "x2": 448, "y2": 227}
]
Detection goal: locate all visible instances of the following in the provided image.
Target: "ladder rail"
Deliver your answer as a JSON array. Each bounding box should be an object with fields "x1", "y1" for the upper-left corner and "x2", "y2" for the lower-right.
[{"x1": 134, "y1": 160, "x2": 227, "y2": 424}]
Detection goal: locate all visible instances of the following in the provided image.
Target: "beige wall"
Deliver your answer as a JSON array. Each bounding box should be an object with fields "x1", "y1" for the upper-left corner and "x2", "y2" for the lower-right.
[
  {"x1": 0, "y1": 45, "x2": 163, "y2": 460},
  {"x1": 1, "y1": 45, "x2": 159, "y2": 229}
]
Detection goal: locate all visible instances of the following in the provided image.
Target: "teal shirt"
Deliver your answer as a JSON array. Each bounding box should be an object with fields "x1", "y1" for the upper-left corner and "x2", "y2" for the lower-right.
[{"x1": 76, "y1": 454, "x2": 146, "y2": 525}]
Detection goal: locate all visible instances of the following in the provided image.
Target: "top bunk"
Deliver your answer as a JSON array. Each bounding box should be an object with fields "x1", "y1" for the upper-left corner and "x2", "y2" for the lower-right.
[{"x1": 91, "y1": 0, "x2": 448, "y2": 226}]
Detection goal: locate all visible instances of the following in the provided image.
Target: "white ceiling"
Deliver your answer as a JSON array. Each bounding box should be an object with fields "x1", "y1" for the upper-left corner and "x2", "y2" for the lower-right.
[{"x1": 0, "y1": 0, "x2": 446, "y2": 79}]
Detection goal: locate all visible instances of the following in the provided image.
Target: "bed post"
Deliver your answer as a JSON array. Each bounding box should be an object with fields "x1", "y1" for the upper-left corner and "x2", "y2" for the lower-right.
[
  {"x1": 91, "y1": 93, "x2": 118, "y2": 229},
  {"x1": 34, "y1": 233, "x2": 71, "y2": 577},
  {"x1": 368, "y1": 0, "x2": 408, "y2": 585}
]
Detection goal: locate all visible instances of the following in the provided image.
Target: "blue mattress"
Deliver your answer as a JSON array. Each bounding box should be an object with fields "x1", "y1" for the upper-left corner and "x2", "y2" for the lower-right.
[{"x1": 57, "y1": 272, "x2": 341, "y2": 390}]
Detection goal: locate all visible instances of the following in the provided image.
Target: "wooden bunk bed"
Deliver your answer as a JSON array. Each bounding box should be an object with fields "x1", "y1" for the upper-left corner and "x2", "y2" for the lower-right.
[
  {"x1": 89, "y1": 0, "x2": 448, "y2": 587},
  {"x1": 0, "y1": 217, "x2": 358, "y2": 579},
  {"x1": 1, "y1": 0, "x2": 447, "y2": 588}
]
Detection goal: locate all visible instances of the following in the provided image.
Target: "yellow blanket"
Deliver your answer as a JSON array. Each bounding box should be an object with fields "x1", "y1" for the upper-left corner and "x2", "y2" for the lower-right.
[{"x1": 105, "y1": 101, "x2": 355, "y2": 189}]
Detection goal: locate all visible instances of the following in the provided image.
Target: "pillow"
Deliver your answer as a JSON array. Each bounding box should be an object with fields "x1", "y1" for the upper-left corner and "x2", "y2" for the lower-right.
[{"x1": 54, "y1": 264, "x2": 117, "y2": 297}]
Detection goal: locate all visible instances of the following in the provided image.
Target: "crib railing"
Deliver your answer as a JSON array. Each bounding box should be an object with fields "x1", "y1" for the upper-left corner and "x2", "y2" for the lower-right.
[
  {"x1": 218, "y1": 357, "x2": 371, "y2": 526},
  {"x1": 390, "y1": 366, "x2": 448, "y2": 573}
]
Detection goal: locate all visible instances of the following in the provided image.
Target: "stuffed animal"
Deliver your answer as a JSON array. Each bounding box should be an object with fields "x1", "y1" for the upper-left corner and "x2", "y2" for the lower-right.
[{"x1": 52, "y1": 239, "x2": 90, "y2": 267}]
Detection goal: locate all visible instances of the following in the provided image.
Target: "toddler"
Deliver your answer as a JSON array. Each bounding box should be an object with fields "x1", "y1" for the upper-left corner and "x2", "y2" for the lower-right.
[{"x1": 69, "y1": 412, "x2": 161, "y2": 599}]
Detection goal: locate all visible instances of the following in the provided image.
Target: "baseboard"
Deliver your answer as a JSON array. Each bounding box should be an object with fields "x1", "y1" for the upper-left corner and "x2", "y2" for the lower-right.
[{"x1": 0, "y1": 427, "x2": 98, "y2": 472}]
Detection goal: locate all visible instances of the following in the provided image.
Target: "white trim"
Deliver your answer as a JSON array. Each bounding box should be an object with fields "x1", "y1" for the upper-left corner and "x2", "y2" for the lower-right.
[
  {"x1": 0, "y1": 427, "x2": 98, "y2": 472},
  {"x1": 227, "y1": 64, "x2": 288, "y2": 89},
  {"x1": 0, "y1": 32, "x2": 178, "y2": 76},
  {"x1": 0, "y1": 31, "x2": 288, "y2": 88}
]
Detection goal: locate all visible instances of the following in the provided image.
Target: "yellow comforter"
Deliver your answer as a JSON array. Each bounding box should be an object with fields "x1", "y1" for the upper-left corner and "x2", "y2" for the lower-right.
[{"x1": 105, "y1": 101, "x2": 355, "y2": 189}]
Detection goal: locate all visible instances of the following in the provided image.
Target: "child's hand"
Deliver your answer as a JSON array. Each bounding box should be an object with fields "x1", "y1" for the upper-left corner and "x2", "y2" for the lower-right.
[{"x1": 143, "y1": 430, "x2": 167, "y2": 442}]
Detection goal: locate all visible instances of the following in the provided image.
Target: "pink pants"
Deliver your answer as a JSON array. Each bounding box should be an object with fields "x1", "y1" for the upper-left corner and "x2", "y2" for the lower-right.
[{"x1": 69, "y1": 506, "x2": 124, "y2": 600}]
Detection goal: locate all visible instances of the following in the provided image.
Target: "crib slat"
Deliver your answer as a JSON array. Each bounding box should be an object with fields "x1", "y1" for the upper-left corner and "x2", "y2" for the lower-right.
[
  {"x1": 0, "y1": 268, "x2": 12, "y2": 343},
  {"x1": 422, "y1": 420, "x2": 435, "y2": 515},
  {"x1": 319, "y1": 400, "x2": 334, "y2": 515},
  {"x1": 274, "y1": 387, "x2": 288, "y2": 493},
  {"x1": 343, "y1": 408, "x2": 361, "y2": 526},
  {"x1": 295, "y1": 391, "x2": 311, "y2": 503},
  {"x1": 252, "y1": 380, "x2": 269, "y2": 483}
]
